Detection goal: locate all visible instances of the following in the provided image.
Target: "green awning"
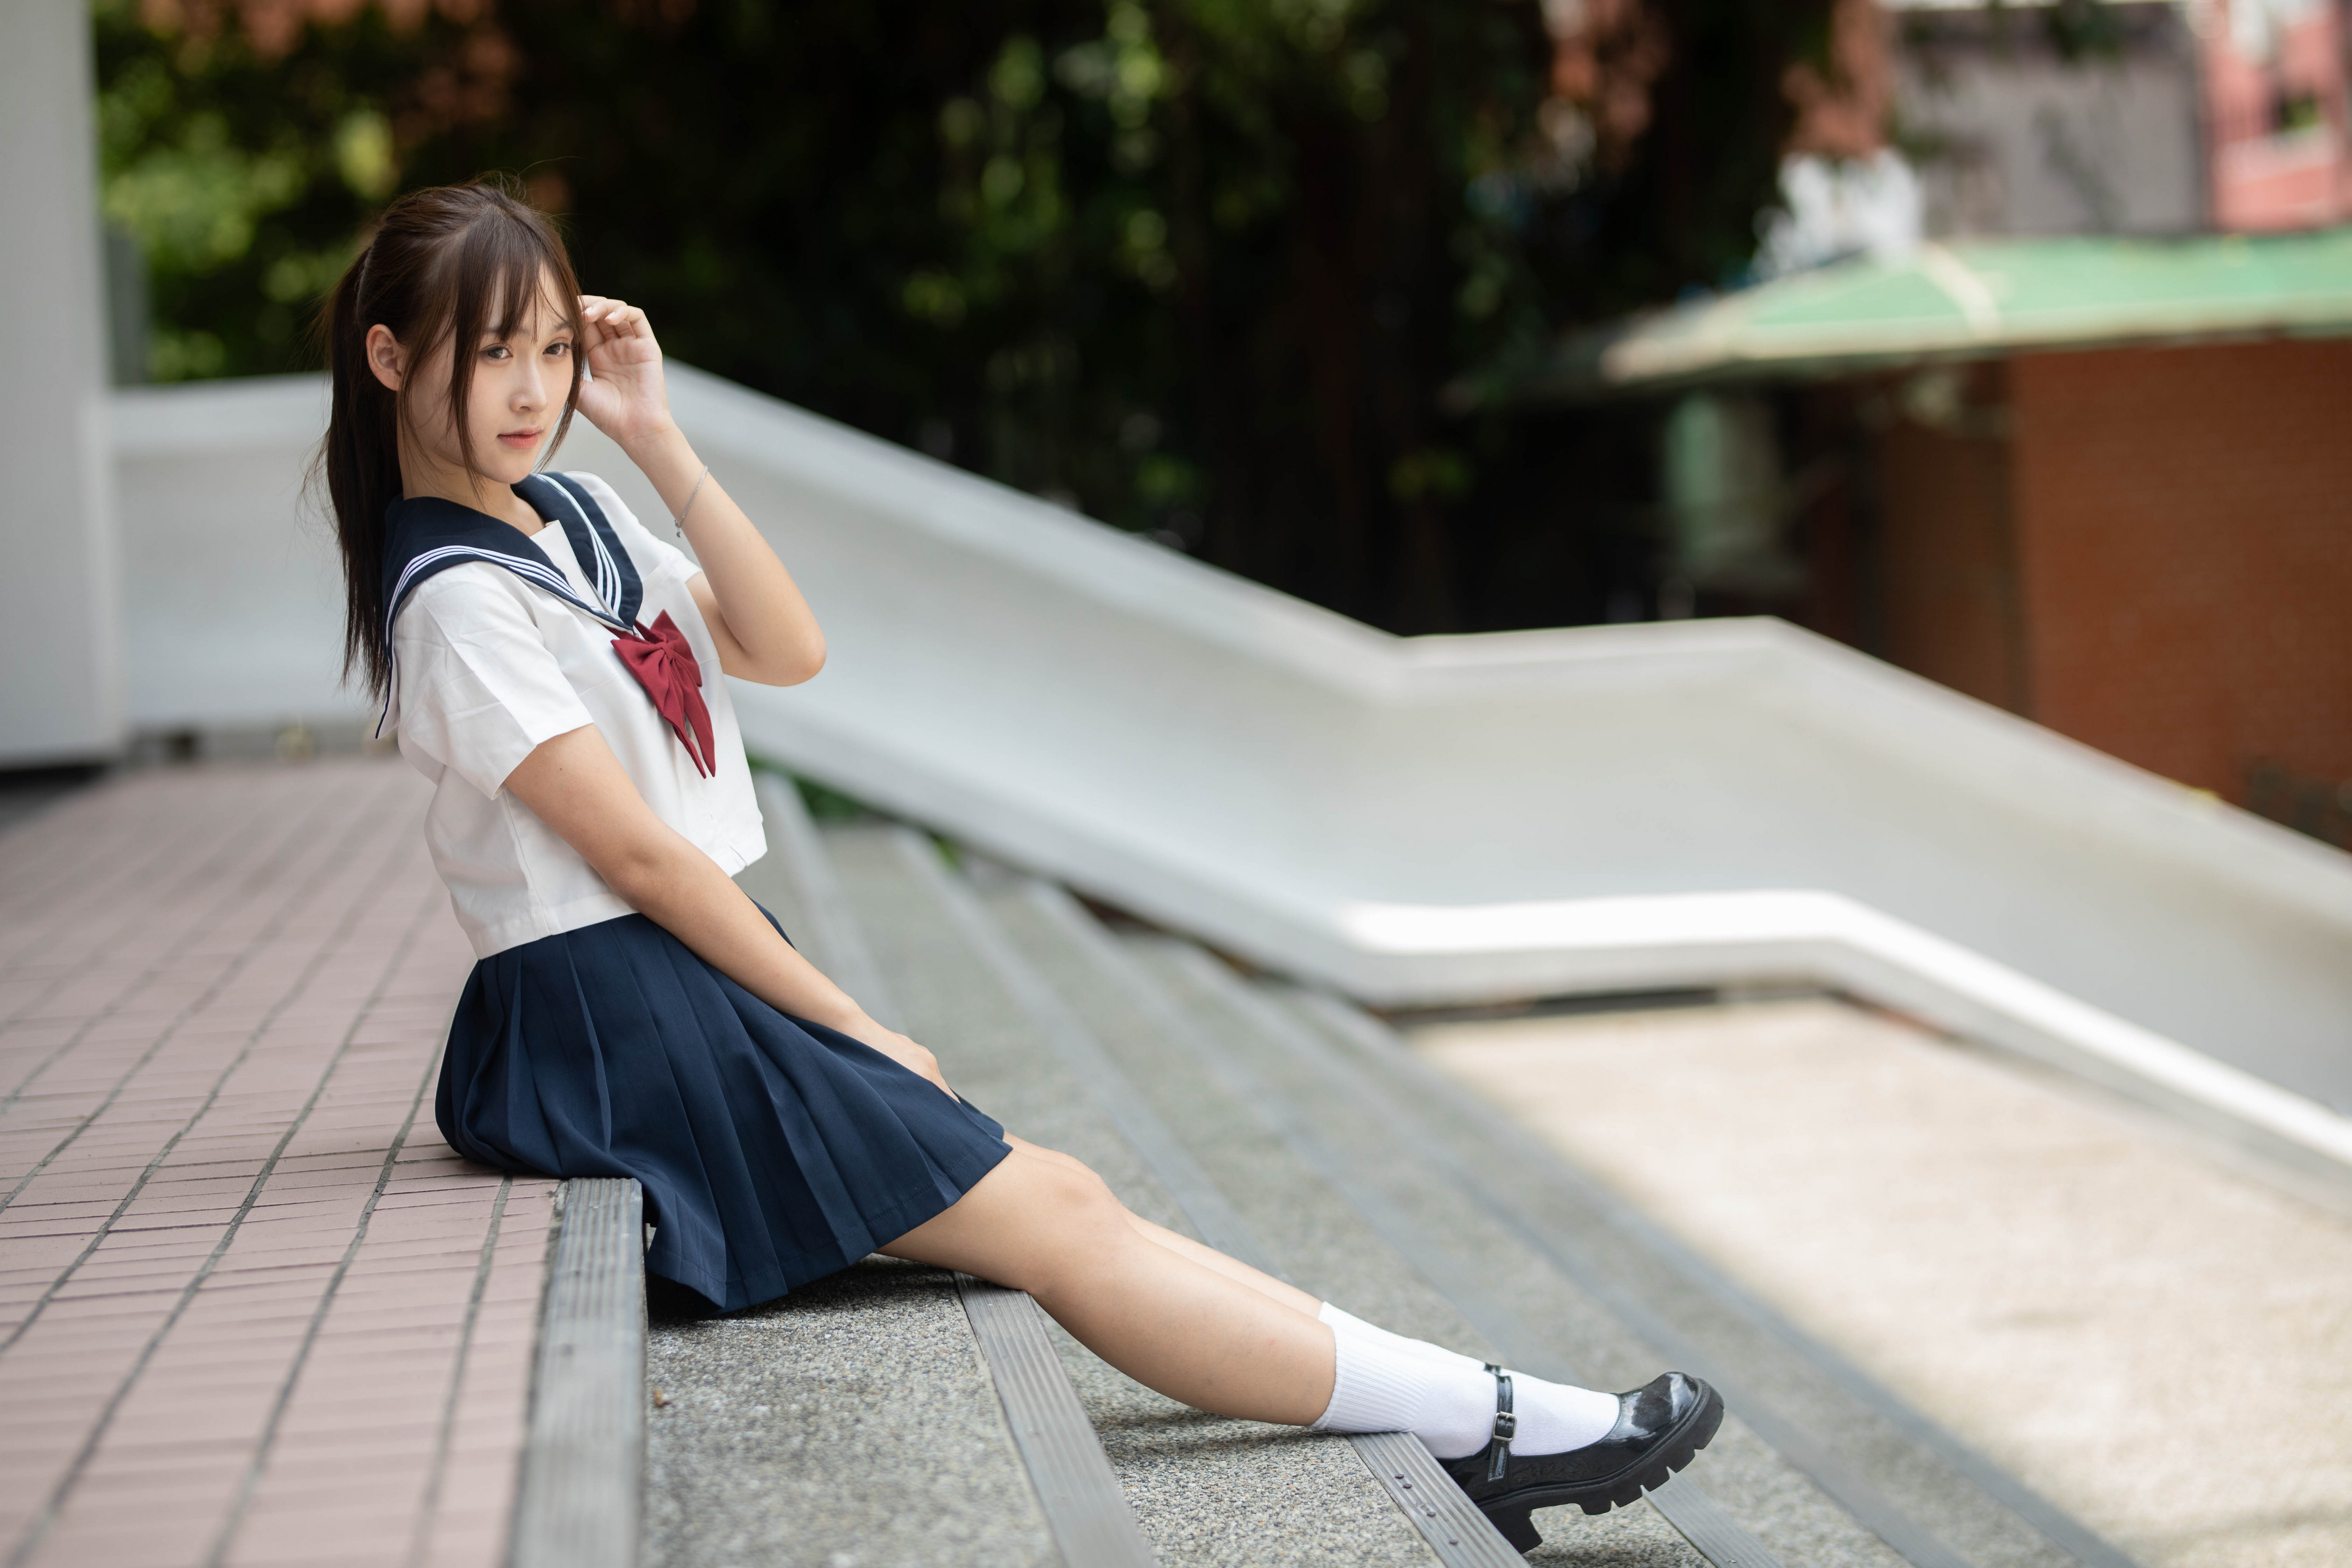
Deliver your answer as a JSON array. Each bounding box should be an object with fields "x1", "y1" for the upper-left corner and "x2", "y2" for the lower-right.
[{"x1": 1512, "y1": 228, "x2": 2352, "y2": 400}]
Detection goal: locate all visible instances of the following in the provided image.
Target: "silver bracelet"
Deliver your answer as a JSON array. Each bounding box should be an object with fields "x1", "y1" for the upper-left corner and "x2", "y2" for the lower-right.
[{"x1": 674, "y1": 465, "x2": 710, "y2": 537}]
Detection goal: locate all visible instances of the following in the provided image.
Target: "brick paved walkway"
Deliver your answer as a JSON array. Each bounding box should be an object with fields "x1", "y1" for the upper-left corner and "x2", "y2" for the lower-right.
[{"x1": 0, "y1": 757, "x2": 556, "y2": 1568}]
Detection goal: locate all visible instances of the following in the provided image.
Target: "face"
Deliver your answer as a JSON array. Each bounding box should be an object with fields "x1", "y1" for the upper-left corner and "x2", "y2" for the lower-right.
[{"x1": 366, "y1": 264, "x2": 577, "y2": 492}]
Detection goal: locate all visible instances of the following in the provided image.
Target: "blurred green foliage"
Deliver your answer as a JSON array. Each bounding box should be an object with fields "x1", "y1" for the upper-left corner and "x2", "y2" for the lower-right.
[
  {"x1": 94, "y1": 0, "x2": 1834, "y2": 632},
  {"x1": 94, "y1": 0, "x2": 447, "y2": 379}
]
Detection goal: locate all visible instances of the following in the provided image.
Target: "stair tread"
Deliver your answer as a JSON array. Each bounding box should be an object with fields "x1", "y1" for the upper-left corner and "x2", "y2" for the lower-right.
[
  {"x1": 636, "y1": 804, "x2": 1084, "y2": 1568},
  {"x1": 823, "y1": 823, "x2": 1431, "y2": 1567},
  {"x1": 978, "y1": 876, "x2": 1753, "y2": 1568},
  {"x1": 982, "y1": 863, "x2": 2018, "y2": 1568},
  {"x1": 1271, "y1": 981, "x2": 2129, "y2": 1568},
  {"x1": 645, "y1": 1257, "x2": 1057, "y2": 1568},
  {"x1": 1116, "y1": 928, "x2": 1914, "y2": 1568},
  {"x1": 732, "y1": 800, "x2": 2088, "y2": 1568}
]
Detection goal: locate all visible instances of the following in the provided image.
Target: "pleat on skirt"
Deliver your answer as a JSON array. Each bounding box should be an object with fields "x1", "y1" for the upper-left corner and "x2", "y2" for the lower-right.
[{"x1": 434, "y1": 908, "x2": 1010, "y2": 1313}]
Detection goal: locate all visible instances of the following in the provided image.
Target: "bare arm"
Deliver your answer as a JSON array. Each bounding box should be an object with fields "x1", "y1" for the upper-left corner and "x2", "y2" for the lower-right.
[
  {"x1": 575, "y1": 295, "x2": 825, "y2": 687},
  {"x1": 504, "y1": 724, "x2": 954, "y2": 1098}
]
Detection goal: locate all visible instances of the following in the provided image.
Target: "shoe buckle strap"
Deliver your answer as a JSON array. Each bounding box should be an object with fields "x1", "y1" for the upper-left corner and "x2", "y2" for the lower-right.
[{"x1": 1483, "y1": 1362, "x2": 1516, "y2": 1483}]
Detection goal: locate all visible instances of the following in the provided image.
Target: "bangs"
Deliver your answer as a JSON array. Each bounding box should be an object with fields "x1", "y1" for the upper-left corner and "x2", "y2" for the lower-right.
[
  {"x1": 445, "y1": 209, "x2": 583, "y2": 347},
  {"x1": 418, "y1": 187, "x2": 587, "y2": 487}
]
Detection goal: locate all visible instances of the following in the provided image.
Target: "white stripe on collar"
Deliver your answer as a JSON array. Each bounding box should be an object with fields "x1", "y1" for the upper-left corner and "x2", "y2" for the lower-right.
[
  {"x1": 386, "y1": 544, "x2": 632, "y2": 639},
  {"x1": 376, "y1": 541, "x2": 636, "y2": 739},
  {"x1": 537, "y1": 472, "x2": 626, "y2": 620}
]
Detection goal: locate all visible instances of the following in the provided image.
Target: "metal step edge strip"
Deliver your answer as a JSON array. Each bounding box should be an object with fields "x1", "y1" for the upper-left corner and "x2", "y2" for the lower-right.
[
  {"x1": 1184, "y1": 951, "x2": 1965, "y2": 1568},
  {"x1": 509, "y1": 1176, "x2": 645, "y2": 1568},
  {"x1": 897, "y1": 839, "x2": 1522, "y2": 1568},
  {"x1": 955, "y1": 1273, "x2": 1160, "y2": 1568},
  {"x1": 751, "y1": 771, "x2": 905, "y2": 1032},
  {"x1": 989, "y1": 870, "x2": 1638, "y2": 1566},
  {"x1": 1117, "y1": 927, "x2": 1789, "y2": 1568},
  {"x1": 1153, "y1": 943, "x2": 1794, "y2": 1568},
  {"x1": 798, "y1": 826, "x2": 1147, "y2": 1567},
  {"x1": 1284, "y1": 984, "x2": 2145, "y2": 1568}
]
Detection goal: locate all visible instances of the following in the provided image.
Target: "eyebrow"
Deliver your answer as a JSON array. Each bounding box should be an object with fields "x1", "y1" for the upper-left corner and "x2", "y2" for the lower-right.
[{"x1": 482, "y1": 319, "x2": 577, "y2": 341}]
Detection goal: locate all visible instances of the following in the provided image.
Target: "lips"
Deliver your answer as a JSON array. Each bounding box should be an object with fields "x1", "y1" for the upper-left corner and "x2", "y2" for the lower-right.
[{"x1": 497, "y1": 429, "x2": 543, "y2": 449}]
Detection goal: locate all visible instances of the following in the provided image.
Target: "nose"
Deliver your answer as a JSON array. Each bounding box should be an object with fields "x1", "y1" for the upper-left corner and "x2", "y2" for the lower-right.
[{"x1": 512, "y1": 354, "x2": 546, "y2": 413}]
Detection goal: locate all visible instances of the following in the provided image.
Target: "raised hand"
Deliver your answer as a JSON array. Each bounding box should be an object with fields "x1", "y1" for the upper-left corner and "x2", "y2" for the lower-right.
[
  {"x1": 563, "y1": 290, "x2": 828, "y2": 690},
  {"x1": 573, "y1": 295, "x2": 674, "y2": 450}
]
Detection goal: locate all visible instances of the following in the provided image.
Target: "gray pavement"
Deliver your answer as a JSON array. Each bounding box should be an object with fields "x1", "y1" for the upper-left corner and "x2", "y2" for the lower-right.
[
  {"x1": 975, "y1": 880, "x2": 1709, "y2": 1568},
  {"x1": 645, "y1": 1257, "x2": 1056, "y2": 1568},
  {"x1": 1416, "y1": 999, "x2": 2352, "y2": 1568},
  {"x1": 827, "y1": 827, "x2": 1437, "y2": 1568},
  {"x1": 1048, "y1": 1316, "x2": 1432, "y2": 1568},
  {"x1": 1297, "y1": 985, "x2": 2106, "y2": 1568},
  {"x1": 661, "y1": 806, "x2": 2149, "y2": 1568}
]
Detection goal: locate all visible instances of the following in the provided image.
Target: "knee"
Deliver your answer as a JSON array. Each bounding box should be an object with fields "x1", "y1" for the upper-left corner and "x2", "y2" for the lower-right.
[
  {"x1": 1036, "y1": 1157, "x2": 1121, "y2": 1223},
  {"x1": 1014, "y1": 1159, "x2": 1129, "y2": 1269}
]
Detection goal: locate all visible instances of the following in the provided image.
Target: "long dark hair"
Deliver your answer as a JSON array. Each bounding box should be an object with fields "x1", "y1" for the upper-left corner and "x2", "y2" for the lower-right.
[{"x1": 318, "y1": 180, "x2": 586, "y2": 700}]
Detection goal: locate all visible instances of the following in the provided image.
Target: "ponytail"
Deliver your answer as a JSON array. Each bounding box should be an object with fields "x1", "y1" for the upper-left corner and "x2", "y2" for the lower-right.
[
  {"x1": 321, "y1": 238, "x2": 403, "y2": 700},
  {"x1": 313, "y1": 179, "x2": 585, "y2": 700}
]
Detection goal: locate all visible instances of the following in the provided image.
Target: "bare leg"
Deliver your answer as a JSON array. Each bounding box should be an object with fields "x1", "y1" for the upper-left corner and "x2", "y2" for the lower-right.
[
  {"x1": 1123, "y1": 1212, "x2": 1323, "y2": 1315},
  {"x1": 881, "y1": 1144, "x2": 1336, "y2": 1424},
  {"x1": 1004, "y1": 1134, "x2": 1320, "y2": 1316}
]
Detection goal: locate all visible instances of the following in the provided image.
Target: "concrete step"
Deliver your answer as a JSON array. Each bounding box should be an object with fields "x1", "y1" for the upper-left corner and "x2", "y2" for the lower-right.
[
  {"x1": 821, "y1": 821, "x2": 1453, "y2": 1568},
  {"x1": 1112, "y1": 925, "x2": 1922, "y2": 1568},
  {"x1": 965, "y1": 852, "x2": 2137, "y2": 1568},
  {"x1": 695, "y1": 785, "x2": 2135, "y2": 1568},
  {"x1": 637, "y1": 783, "x2": 1145, "y2": 1568},
  {"x1": 644, "y1": 785, "x2": 1082, "y2": 1568},
  {"x1": 643, "y1": 1255, "x2": 1062, "y2": 1568},
  {"x1": 1259, "y1": 974, "x2": 2143, "y2": 1568},
  {"x1": 969, "y1": 868, "x2": 1794, "y2": 1568}
]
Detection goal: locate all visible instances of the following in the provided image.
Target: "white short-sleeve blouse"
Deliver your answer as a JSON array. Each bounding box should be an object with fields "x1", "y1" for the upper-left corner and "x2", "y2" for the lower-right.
[{"x1": 390, "y1": 471, "x2": 768, "y2": 958}]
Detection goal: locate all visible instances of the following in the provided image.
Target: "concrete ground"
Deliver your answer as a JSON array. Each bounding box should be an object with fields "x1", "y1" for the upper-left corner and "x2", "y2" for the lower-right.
[
  {"x1": 645, "y1": 1259, "x2": 1056, "y2": 1568},
  {"x1": 1413, "y1": 997, "x2": 2352, "y2": 1568}
]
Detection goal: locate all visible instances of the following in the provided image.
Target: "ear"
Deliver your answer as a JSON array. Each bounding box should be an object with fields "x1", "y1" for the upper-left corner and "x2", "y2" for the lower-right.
[{"x1": 364, "y1": 324, "x2": 405, "y2": 393}]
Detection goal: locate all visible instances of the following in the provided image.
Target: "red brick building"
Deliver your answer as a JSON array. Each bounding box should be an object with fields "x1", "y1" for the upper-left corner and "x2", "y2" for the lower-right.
[
  {"x1": 1866, "y1": 338, "x2": 2352, "y2": 799},
  {"x1": 1577, "y1": 230, "x2": 2352, "y2": 828}
]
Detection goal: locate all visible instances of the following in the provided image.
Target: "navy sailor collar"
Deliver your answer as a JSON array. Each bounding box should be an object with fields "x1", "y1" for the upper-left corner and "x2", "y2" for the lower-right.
[
  {"x1": 381, "y1": 471, "x2": 644, "y2": 649},
  {"x1": 378, "y1": 471, "x2": 647, "y2": 727}
]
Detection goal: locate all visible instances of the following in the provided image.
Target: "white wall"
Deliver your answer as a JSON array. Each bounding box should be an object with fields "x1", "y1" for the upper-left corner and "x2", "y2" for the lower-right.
[
  {"x1": 1, "y1": 0, "x2": 123, "y2": 765},
  {"x1": 112, "y1": 377, "x2": 348, "y2": 730},
  {"x1": 107, "y1": 366, "x2": 2352, "y2": 1175}
]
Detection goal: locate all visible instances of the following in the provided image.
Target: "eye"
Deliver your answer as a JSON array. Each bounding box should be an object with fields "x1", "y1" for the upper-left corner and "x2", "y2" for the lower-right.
[
  {"x1": 546, "y1": 340, "x2": 571, "y2": 359},
  {"x1": 482, "y1": 343, "x2": 512, "y2": 361}
]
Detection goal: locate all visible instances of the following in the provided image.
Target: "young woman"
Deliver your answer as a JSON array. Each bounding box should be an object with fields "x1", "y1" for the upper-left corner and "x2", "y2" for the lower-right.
[{"x1": 324, "y1": 180, "x2": 1720, "y2": 1548}]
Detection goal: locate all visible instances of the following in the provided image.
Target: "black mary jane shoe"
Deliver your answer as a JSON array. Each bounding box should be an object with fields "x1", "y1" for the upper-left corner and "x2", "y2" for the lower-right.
[{"x1": 1439, "y1": 1366, "x2": 1724, "y2": 1554}]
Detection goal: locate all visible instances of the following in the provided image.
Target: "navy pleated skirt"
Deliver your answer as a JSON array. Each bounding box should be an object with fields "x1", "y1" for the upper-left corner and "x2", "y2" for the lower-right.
[{"x1": 434, "y1": 908, "x2": 1011, "y2": 1313}]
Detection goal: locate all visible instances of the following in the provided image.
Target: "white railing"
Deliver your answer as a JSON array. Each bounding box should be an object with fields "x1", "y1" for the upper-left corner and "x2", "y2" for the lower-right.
[{"x1": 111, "y1": 367, "x2": 2352, "y2": 1174}]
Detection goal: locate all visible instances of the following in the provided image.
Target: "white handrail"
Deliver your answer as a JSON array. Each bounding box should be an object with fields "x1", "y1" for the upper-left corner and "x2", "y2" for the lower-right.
[{"x1": 110, "y1": 366, "x2": 2352, "y2": 1174}]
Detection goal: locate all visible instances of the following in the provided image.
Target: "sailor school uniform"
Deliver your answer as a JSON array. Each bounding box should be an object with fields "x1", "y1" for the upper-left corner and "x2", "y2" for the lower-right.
[{"x1": 385, "y1": 472, "x2": 1008, "y2": 1313}]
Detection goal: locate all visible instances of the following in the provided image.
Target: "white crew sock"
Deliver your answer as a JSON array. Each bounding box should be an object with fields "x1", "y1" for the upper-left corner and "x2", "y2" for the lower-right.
[
  {"x1": 1320, "y1": 1304, "x2": 1486, "y2": 1373},
  {"x1": 1316, "y1": 1303, "x2": 1621, "y2": 1459}
]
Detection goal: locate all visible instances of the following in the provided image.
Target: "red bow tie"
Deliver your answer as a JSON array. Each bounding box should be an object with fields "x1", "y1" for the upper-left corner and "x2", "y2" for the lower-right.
[{"x1": 612, "y1": 611, "x2": 716, "y2": 778}]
